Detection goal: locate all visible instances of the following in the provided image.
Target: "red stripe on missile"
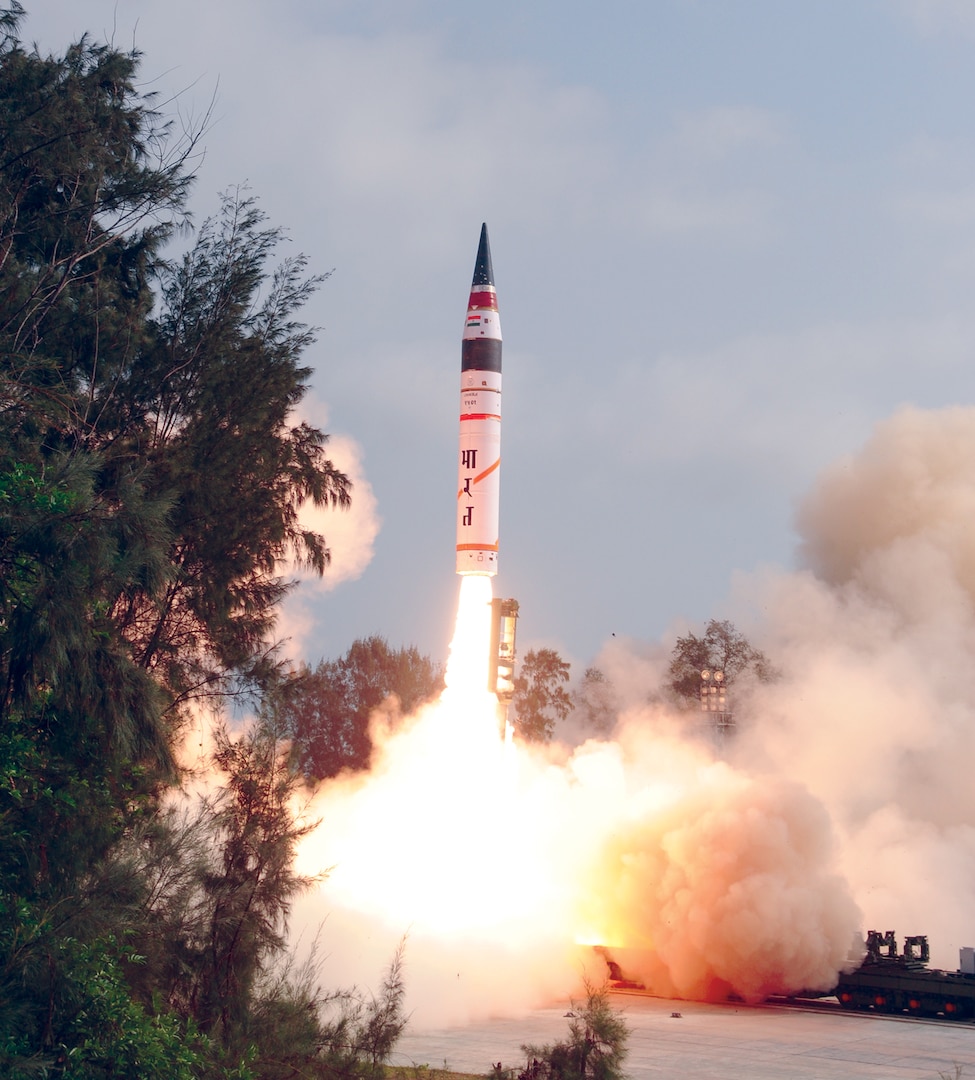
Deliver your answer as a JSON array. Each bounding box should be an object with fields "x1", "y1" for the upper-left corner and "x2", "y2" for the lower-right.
[
  {"x1": 469, "y1": 290, "x2": 497, "y2": 309},
  {"x1": 459, "y1": 412, "x2": 500, "y2": 421}
]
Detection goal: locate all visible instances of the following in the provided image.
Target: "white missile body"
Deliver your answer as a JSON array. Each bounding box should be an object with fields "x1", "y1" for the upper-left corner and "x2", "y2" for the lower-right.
[{"x1": 456, "y1": 224, "x2": 502, "y2": 576}]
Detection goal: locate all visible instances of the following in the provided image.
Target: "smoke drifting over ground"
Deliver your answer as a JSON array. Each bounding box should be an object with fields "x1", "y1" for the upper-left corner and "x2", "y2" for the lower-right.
[{"x1": 293, "y1": 404, "x2": 975, "y2": 1024}]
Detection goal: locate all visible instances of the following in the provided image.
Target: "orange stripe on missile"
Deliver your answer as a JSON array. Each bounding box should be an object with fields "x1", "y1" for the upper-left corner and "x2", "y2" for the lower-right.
[
  {"x1": 457, "y1": 456, "x2": 500, "y2": 498},
  {"x1": 456, "y1": 542, "x2": 499, "y2": 552}
]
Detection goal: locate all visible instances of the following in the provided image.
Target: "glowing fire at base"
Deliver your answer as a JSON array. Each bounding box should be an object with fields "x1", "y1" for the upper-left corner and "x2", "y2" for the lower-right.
[
  {"x1": 294, "y1": 576, "x2": 861, "y2": 1022},
  {"x1": 297, "y1": 576, "x2": 571, "y2": 938}
]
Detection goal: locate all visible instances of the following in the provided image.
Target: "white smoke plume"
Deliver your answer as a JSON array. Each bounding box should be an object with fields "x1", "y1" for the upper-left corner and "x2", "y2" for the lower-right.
[
  {"x1": 289, "y1": 403, "x2": 975, "y2": 1024},
  {"x1": 736, "y1": 405, "x2": 975, "y2": 968}
]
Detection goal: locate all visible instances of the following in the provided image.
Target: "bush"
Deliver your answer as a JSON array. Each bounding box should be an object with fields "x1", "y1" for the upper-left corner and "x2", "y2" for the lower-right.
[{"x1": 519, "y1": 984, "x2": 628, "y2": 1080}]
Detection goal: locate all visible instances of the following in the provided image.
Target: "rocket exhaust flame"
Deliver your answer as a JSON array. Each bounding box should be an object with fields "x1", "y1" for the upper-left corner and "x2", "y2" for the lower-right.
[{"x1": 442, "y1": 574, "x2": 496, "y2": 719}]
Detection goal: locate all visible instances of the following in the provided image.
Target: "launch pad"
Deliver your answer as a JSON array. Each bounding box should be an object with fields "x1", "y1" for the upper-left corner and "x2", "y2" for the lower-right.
[{"x1": 394, "y1": 992, "x2": 975, "y2": 1079}]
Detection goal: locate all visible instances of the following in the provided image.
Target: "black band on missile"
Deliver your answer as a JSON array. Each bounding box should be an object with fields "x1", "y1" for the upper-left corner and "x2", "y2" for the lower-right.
[{"x1": 462, "y1": 338, "x2": 502, "y2": 373}]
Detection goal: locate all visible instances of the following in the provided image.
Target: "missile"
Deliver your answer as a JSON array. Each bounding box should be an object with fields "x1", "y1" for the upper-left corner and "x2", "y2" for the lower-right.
[{"x1": 456, "y1": 223, "x2": 502, "y2": 576}]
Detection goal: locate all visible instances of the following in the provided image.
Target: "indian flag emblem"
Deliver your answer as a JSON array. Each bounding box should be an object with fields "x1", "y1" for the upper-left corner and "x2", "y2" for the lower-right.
[{"x1": 466, "y1": 314, "x2": 482, "y2": 328}]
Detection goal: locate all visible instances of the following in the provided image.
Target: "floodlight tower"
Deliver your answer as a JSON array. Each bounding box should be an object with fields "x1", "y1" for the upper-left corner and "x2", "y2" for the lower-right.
[{"x1": 700, "y1": 669, "x2": 734, "y2": 736}]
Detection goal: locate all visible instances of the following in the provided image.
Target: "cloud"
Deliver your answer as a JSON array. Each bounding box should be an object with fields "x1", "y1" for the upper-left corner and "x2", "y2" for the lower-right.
[
  {"x1": 897, "y1": 0, "x2": 975, "y2": 35},
  {"x1": 629, "y1": 188, "x2": 771, "y2": 235},
  {"x1": 551, "y1": 316, "x2": 975, "y2": 488},
  {"x1": 889, "y1": 187, "x2": 975, "y2": 227},
  {"x1": 670, "y1": 105, "x2": 788, "y2": 161}
]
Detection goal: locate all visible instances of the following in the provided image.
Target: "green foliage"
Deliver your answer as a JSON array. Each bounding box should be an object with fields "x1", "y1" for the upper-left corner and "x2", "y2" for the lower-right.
[
  {"x1": 278, "y1": 636, "x2": 444, "y2": 779},
  {"x1": 0, "y1": 454, "x2": 174, "y2": 783},
  {"x1": 312, "y1": 940, "x2": 410, "y2": 1080},
  {"x1": 89, "y1": 720, "x2": 320, "y2": 1049},
  {"x1": 0, "y1": 9, "x2": 374, "y2": 1077},
  {"x1": 667, "y1": 619, "x2": 774, "y2": 706},
  {"x1": 0, "y1": 930, "x2": 209, "y2": 1079},
  {"x1": 191, "y1": 724, "x2": 320, "y2": 1045},
  {"x1": 0, "y1": 18, "x2": 351, "y2": 727},
  {"x1": 38, "y1": 938, "x2": 205, "y2": 1080},
  {"x1": 520, "y1": 984, "x2": 628, "y2": 1080},
  {"x1": 134, "y1": 189, "x2": 351, "y2": 702},
  {"x1": 0, "y1": 3, "x2": 191, "y2": 373},
  {"x1": 513, "y1": 648, "x2": 571, "y2": 743},
  {"x1": 60, "y1": 722, "x2": 411, "y2": 1080}
]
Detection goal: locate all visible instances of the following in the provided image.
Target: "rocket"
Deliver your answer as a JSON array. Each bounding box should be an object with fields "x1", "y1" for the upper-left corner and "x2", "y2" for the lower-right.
[{"x1": 456, "y1": 223, "x2": 503, "y2": 576}]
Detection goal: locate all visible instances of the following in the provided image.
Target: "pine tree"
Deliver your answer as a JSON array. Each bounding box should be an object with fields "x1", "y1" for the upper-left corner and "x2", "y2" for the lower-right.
[
  {"x1": 0, "y1": 8, "x2": 354, "y2": 1073},
  {"x1": 666, "y1": 619, "x2": 774, "y2": 706},
  {"x1": 279, "y1": 636, "x2": 444, "y2": 779},
  {"x1": 521, "y1": 983, "x2": 629, "y2": 1080}
]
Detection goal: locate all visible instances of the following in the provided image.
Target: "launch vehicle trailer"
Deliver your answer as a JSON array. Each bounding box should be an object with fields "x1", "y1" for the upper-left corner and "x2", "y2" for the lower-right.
[{"x1": 834, "y1": 930, "x2": 975, "y2": 1019}]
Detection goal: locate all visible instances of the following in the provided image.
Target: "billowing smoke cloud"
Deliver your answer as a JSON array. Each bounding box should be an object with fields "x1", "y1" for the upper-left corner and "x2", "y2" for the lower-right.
[
  {"x1": 736, "y1": 405, "x2": 975, "y2": 967},
  {"x1": 289, "y1": 403, "x2": 975, "y2": 1024},
  {"x1": 292, "y1": 647, "x2": 855, "y2": 1019},
  {"x1": 577, "y1": 727, "x2": 859, "y2": 1001}
]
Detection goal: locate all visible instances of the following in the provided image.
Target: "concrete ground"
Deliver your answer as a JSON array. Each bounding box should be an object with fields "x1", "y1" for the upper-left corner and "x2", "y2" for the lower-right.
[{"x1": 393, "y1": 991, "x2": 975, "y2": 1079}]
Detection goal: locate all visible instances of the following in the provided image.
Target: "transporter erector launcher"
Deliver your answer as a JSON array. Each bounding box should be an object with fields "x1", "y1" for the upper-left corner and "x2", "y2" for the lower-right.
[{"x1": 456, "y1": 223, "x2": 502, "y2": 576}]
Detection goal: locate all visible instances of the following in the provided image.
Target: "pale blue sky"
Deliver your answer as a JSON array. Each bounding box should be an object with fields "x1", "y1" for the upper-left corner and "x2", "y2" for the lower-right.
[{"x1": 25, "y1": 1, "x2": 975, "y2": 671}]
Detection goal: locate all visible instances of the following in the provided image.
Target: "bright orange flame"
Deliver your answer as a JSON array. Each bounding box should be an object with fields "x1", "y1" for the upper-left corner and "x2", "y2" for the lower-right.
[
  {"x1": 440, "y1": 574, "x2": 500, "y2": 731},
  {"x1": 296, "y1": 576, "x2": 582, "y2": 940},
  {"x1": 292, "y1": 576, "x2": 859, "y2": 1018}
]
